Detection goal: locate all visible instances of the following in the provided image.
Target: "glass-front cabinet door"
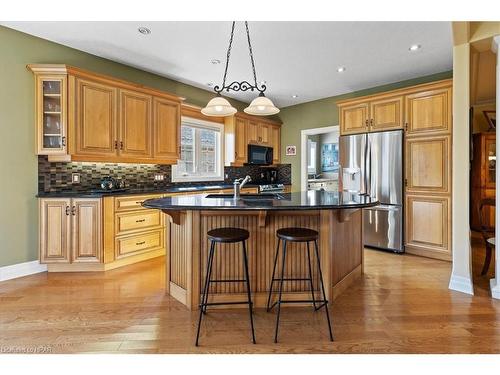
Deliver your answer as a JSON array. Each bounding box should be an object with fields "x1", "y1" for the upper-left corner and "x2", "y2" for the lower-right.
[
  {"x1": 36, "y1": 75, "x2": 67, "y2": 155},
  {"x1": 485, "y1": 136, "x2": 496, "y2": 188}
]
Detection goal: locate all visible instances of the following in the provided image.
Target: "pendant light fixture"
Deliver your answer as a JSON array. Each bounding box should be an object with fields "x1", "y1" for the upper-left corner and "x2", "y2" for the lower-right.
[{"x1": 201, "y1": 21, "x2": 280, "y2": 117}]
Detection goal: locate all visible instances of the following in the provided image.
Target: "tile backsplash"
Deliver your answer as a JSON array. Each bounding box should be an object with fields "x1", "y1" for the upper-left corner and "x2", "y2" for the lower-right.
[{"x1": 38, "y1": 156, "x2": 291, "y2": 193}]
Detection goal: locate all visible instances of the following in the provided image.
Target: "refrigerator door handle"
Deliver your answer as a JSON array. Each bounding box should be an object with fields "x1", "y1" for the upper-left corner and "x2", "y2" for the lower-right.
[{"x1": 362, "y1": 133, "x2": 369, "y2": 196}]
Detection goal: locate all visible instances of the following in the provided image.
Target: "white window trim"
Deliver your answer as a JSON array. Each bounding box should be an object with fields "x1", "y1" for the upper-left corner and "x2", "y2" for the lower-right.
[{"x1": 171, "y1": 116, "x2": 225, "y2": 183}]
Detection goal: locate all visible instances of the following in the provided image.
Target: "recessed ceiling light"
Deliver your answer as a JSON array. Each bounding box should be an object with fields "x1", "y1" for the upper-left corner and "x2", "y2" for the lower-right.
[
  {"x1": 409, "y1": 44, "x2": 421, "y2": 52},
  {"x1": 211, "y1": 59, "x2": 221, "y2": 65},
  {"x1": 138, "y1": 27, "x2": 151, "y2": 35},
  {"x1": 292, "y1": 94, "x2": 299, "y2": 98},
  {"x1": 337, "y1": 66, "x2": 346, "y2": 73}
]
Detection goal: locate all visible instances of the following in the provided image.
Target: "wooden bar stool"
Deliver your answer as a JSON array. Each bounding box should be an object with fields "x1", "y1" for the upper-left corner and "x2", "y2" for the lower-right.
[
  {"x1": 195, "y1": 227, "x2": 256, "y2": 346},
  {"x1": 266, "y1": 227, "x2": 334, "y2": 343}
]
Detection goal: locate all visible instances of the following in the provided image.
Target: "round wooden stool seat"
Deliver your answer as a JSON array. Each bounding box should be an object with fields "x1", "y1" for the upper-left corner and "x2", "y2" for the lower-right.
[
  {"x1": 276, "y1": 227, "x2": 319, "y2": 242},
  {"x1": 207, "y1": 227, "x2": 250, "y2": 243}
]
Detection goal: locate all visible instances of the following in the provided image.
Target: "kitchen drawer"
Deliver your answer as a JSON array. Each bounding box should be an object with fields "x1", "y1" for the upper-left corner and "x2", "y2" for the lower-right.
[
  {"x1": 115, "y1": 229, "x2": 164, "y2": 259},
  {"x1": 115, "y1": 209, "x2": 163, "y2": 235},
  {"x1": 114, "y1": 194, "x2": 163, "y2": 212}
]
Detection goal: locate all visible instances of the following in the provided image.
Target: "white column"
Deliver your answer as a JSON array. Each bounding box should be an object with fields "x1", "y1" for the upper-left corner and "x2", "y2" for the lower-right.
[
  {"x1": 449, "y1": 42, "x2": 474, "y2": 295},
  {"x1": 490, "y1": 35, "x2": 500, "y2": 299}
]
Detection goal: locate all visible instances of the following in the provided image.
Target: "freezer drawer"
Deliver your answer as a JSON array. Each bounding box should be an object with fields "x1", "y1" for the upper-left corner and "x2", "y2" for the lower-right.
[{"x1": 363, "y1": 205, "x2": 403, "y2": 252}]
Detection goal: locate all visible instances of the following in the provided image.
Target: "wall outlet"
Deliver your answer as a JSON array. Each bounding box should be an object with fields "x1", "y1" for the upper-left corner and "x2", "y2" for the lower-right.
[
  {"x1": 71, "y1": 173, "x2": 80, "y2": 184},
  {"x1": 154, "y1": 174, "x2": 165, "y2": 181}
]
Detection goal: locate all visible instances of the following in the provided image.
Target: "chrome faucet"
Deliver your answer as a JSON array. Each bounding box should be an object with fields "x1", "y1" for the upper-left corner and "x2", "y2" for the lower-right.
[{"x1": 234, "y1": 175, "x2": 252, "y2": 198}]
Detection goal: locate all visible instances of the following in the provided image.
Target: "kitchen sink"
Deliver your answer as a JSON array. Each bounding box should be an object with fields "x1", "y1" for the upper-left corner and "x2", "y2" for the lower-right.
[{"x1": 205, "y1": 193, "x2": 285, "y2": 200}]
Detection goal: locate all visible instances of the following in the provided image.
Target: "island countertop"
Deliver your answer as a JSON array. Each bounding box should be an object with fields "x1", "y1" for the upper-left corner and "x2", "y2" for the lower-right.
[{"x1": 142, "y1": 190, "x2": 378, "y2": 211}]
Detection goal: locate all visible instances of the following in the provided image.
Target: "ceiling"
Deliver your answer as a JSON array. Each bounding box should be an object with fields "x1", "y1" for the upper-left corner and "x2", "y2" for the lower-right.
[{"x1": 2, "y1": 21, "x2": 453, "y2": 108}]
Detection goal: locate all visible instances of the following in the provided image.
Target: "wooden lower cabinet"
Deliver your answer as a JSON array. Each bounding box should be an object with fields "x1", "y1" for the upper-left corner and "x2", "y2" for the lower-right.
[
  {"x1": 40, "y1": 198, "x2": 102, "y2": 266},
  {"x1": 39, "y1": 199, "x2": 71, "y2": 263},
  {"x1": 71, "y1": 198, "x2": 102, "y2": 263},
  {"x1": 405, "y1": 194, "x2": 451, "y2": 261},
  {"x1": 39, "y1": 194, "x2": 166, "y2": 271}
]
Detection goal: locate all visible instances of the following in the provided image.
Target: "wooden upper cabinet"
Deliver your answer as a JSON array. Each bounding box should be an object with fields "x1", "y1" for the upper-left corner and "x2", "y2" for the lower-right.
[
  {"x1": 259, "y1": 123, "x2": 270, "y2": 145},
  {"x1": 39, "y1": 198, "x2": 71, "y2": 264},
  {"x1": 119, "y1": 89, "x2": 153, "y2": 158},
  {"x1": 246, "y1": 120, "x2": 259, "y2": 144},
  {"x1": 271, "y1": 125, "x2": 281, "y2": 164},
  {"x1": 405, "y1": 87, "x2": 451, "y2": 136},
  {"x1": 71, "y1": 198, "x2": 102, "y2": 263},
  {"x1": 153, "y1": 97, "x2": 180, "y2": 162},
  {"x1": 339, "y1": 103, "x2": 369, "y2": 135},
  {"x1": 369, "y1": 96, "x2": 403, "y2": 132},
  {"x1": 74, "y1": 77, "x2": 118, "y2": 157},
  {"x1": 234, "y1": 116, "x2": 248, "y2": 164},
  {"x1": 405, "y1": 135, "x2": 451, "y2": 194}
]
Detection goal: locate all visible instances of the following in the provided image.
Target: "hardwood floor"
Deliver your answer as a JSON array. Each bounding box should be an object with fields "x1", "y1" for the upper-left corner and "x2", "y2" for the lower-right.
[{"x1": 1, "y1": 249, "x2": 499, "y2": 354}]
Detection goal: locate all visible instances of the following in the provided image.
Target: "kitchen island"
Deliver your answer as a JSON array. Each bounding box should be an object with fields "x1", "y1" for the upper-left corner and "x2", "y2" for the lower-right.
[{"x1": 143, "y1": 190, "x2": 378, "y2": 310}]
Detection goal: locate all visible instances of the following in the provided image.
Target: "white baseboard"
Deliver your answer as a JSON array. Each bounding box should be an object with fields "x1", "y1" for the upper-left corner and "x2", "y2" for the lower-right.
[
  {"x1": 0, "y1": 260, "x2": 47, "y2": 282},
  {"x1": 448, "y1": 274, "x2": 474, "y2": 295},
  {"x1": 490, "y1": 278, "x2": 500, "y2": 299}
]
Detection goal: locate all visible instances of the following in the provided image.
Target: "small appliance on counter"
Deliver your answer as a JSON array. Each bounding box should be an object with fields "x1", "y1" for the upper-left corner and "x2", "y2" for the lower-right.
[
  {"x1": 259, "y1": 183, "x2": 285, "y2": 193},
  {"x1": 90, "y1": 176, "x2": 129, "y2": 193},
  {"x1": 247, "y1": 144, "x2": 273, "y2": 165}
]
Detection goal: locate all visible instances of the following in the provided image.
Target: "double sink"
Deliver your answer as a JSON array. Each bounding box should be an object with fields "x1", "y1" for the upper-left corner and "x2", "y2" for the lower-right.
[{"x1": 205, "y1": 193, "x2": 286, "y2": 201}]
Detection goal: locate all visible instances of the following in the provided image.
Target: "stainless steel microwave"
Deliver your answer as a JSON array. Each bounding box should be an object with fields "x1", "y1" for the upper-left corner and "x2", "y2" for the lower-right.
[{"x1": 247, "y1": 144, "x2": 273, "y2": 165}]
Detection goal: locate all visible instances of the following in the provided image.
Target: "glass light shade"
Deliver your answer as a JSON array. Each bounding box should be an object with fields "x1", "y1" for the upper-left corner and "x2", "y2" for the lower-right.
[
  {"x1": 201, "y1": 96, "x2": 237, "y2": 117},
  {"x1": 244, "y1": 95, "x2": 280, "y2": 116}
]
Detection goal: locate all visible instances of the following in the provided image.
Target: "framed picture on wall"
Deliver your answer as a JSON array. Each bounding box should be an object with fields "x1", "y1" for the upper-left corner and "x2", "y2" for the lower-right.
[
  {"x1": 321, "y1": 143, "x2": 339, "y2": 172},
  {"x1": 285, "y1": 145, "x2": 296, "y2": 156}
]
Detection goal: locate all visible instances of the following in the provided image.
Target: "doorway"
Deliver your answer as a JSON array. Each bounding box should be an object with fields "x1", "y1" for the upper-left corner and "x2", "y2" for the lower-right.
[{"x1": 300, "y1": 125, "x2": 340, "y2": 192}]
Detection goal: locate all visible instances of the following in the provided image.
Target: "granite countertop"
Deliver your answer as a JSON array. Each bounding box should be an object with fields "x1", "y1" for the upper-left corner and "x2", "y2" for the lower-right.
[
  {"x1": 142, "y1": 190, "x2": 379, "y2": 211},
  {"x1": 36, "y1": 183, "x2": 267, "y2": 198}
]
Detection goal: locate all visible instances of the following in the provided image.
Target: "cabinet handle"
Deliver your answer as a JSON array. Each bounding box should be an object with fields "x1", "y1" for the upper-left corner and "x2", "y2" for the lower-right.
[
  {"x1": 120, "y1": 141, "x2": 124, "y2": 150},
  {"x1": 135, "y1": 218, "x2": 146, "y2": 223},
  {"x1": 365, "y1": 119, "x2": 369, "y2": 128},
  {"x1": 136, "y1": 241, "x2": 146, "y2": 246},
  {"x1": 62, "y1": 136, "x2": 66, "y2": 147},
  {"x1": 71, "y1": 206, "x2": 76, "y2": 216},
  {"x1": 405, "y1": 122, "x2": 408, "y2": 132},
  {"x1": 65, "y1": 206, "x2": 70, "y2": 216},
  {"x1": 114, "y1": 140, "x2": 118, "y2": 150},
  {"x1": 370, "y1": 119, "x2": 374, "y2": 127},
  {"x1": 135, "y1": 201, "x2": 143, "y2": 204}
]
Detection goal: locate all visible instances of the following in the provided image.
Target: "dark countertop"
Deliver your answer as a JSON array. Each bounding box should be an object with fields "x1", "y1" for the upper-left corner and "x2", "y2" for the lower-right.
[
  {"x1": 142, "y1": 190, "x2": 379, "y2": 211},
  {"x1": 36, "y1": 183, "x2": 266, "y2": 198}
]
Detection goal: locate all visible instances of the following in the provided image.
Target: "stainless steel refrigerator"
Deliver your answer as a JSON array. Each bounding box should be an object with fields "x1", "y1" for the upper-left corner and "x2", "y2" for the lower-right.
[{"x1": 339, "y1": 130, "x2": 403, "y2": 252}]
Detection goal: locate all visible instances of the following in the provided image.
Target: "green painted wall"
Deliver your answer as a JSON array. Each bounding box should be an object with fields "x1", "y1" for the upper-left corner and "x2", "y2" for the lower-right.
[
  {"x1": 279, "y1": 70, "x2": 453, "y2": 189},
  {"x1": 0, "y1": 26, "x2": 247, "y2": 267}
]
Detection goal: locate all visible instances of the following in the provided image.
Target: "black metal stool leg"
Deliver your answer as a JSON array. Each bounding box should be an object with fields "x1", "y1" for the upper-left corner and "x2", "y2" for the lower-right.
[
  {"x1": 195, "y1": 240, "x2": 215, "y2": 346},
  {"x1": 274, "y1": 240, "x2": 288, "y2": 343},
  {"x1": 242, "y1": 240, "x2": 256, "y2": 344},
  {"x1": 313, "y1": 240, "x2": 334, "y2": 342},
  {"x1": 306, "y1": 241, "x2": 317, "y2": 310},
  {"x1": 202, "y1": 240, "x2": 216, "y2": 314},
  {"x1": 266, "y1": 238, "x2": 281, "y2": 311}
]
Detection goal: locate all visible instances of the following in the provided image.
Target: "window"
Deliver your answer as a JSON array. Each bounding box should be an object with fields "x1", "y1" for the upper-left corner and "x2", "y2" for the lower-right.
[
  {"x1": 307, "y1": 139, "x2": 317, "y2": 174},
  {"x1": 172, "y1": 117, "x2": 224, "y2": 182}
]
